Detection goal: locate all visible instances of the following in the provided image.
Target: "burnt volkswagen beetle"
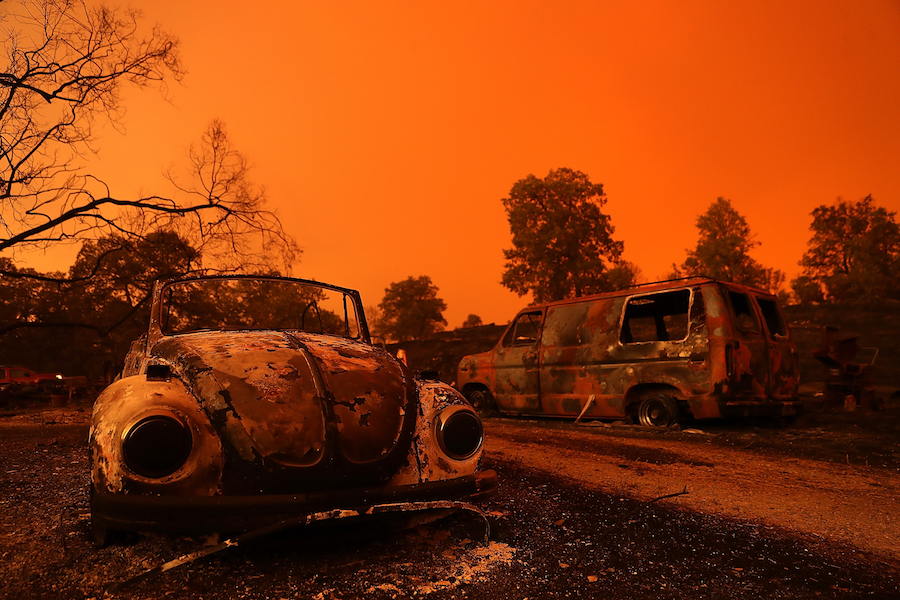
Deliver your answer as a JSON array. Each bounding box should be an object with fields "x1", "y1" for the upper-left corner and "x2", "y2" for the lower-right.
[{"x1": 90, "y1": 275, "x2": 496, "y2": 543}]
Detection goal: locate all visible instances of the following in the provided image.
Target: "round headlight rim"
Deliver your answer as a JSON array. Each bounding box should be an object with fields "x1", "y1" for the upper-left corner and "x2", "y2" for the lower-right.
[
  {"x1": 121, "y1": 411, "x2": 194, "y2": 479},
  {"x1": 434, "y1": 404, "x2": 484, "y2": 461}
]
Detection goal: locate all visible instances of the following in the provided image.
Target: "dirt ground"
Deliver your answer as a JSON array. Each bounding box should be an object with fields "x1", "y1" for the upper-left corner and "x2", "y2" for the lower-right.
[
  {"x1": 1, "y1": 401, "x2": 898, "y2": 599},
  {"x1": 484, "y1": 412, "x2": 900, "y2": 563}
]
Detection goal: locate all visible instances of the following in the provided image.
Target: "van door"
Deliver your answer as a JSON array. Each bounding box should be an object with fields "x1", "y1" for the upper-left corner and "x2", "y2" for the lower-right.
[
  {"x1": 492, "y1": 310, "x2": 543, "y2": 413},
  {"x1": 726, "y1": 290, "x2": 769, "y2": 398},
  {"x1": 754, "y1": 295, "x2": 798, "y2": 399},
  {"x1": 539, "y1": 297, "x2": 626, "y2": 417}
]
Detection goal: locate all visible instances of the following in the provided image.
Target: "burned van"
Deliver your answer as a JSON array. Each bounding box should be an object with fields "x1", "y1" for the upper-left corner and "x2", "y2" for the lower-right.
[{"x1": 457, "y1": 278, "x2": 801, "y2": 426}]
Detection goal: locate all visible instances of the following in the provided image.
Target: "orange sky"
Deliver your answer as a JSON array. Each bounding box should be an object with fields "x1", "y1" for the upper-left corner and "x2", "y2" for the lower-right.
[{"x1": 15, "y1": 0, "x2": 900, "y2": 327}]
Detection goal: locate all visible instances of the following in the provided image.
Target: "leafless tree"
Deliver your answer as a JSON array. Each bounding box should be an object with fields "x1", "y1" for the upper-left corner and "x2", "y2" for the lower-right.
[
  {"x1": 164, "y1": 119, "x2": 299, "y2": 274},
  {"x1": 0, "y1": 0, "x2": 297, "y2": 278}
]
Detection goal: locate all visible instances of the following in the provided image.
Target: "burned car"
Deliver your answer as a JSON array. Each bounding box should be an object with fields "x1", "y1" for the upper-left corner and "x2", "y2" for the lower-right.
[
  {"x1": 0, "y1": 365, "x2": 64, "y2": 386},
  {"x1": 90, "y1": 275, "x2": 496, "y2": 543}
]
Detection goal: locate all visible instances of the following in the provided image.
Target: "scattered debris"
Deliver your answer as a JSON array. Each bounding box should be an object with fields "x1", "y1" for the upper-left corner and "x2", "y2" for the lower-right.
[{"x1": 106, "y1": 501, "x2": 492, "y2": 594}]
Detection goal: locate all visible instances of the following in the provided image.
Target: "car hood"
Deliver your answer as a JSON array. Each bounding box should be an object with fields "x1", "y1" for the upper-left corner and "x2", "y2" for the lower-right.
[{"x1": 151, "y1": 331, "x2": 414, "y2": 488}]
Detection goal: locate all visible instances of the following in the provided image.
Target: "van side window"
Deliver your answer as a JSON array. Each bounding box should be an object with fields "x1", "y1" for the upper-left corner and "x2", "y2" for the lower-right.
[
  {"x1": 729, "y1": 291, "x2": 760, "y2": 332},
  {"x1": 502, "y1": 311, "x2": 542, "y2": 347},
  {"x1": 620, "y1": 289, "x2": 690, "y2": 344},
  {"x1": 756, "y1": 297, "x2": 787, "y2": 337}
]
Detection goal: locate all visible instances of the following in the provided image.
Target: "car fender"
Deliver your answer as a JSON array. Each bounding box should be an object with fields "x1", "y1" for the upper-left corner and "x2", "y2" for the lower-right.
[
  {"x1": 90, "y1": 375, "x2": 224, "y2": 496},
  {"x1": 390, "y1": 381, "x2": 484, "y2": 486}
]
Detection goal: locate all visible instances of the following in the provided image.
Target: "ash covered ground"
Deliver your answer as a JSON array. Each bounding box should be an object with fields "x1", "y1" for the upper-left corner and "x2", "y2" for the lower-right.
[{"x1": 1, "y1": 401, "x2": 898, "y2": 599}]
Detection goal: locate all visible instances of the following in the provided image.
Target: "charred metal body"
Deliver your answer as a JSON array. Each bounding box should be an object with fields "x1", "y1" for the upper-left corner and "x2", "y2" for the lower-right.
[
  {"x1": 812, "y1": 326, "x2": 880, "y2": 411},
  {"x1": 457, "y1": 278, "x2": 801, "y2": 426},
  {"x1": 90, "y1": 275, "x2": 495, "y2": 541}
]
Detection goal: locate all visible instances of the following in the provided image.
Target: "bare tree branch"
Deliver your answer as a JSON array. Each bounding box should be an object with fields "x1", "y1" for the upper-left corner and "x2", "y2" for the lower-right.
[
  {"x1": 1, "y1": 0, "x2": 184, "y2": 252},
  {"x1": 1, "y1": 1, "x2": 297, "y2": 280}
]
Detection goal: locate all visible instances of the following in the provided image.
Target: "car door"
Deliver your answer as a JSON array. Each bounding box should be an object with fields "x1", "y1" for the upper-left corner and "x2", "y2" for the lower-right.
[
  {"x1": 726, "y1": 289, "x2": 769, "y2": 398},
  {"x1": 753, "y1": 294, "x2": 799, "y2": 399},
  {"x1": 491, "y1": 310, "x2": 543, "y2": 413}
]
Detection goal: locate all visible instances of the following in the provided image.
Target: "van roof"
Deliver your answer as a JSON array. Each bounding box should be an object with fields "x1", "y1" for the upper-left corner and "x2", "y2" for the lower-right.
[{"x1": 524, "y1": 277, "x2": 778, "y2": 311}]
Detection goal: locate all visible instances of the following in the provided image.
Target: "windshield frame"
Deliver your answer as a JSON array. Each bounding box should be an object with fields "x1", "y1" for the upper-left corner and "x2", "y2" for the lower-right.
[{"x1": 147, "y1": 275, "x2": 370, "y2": 346}]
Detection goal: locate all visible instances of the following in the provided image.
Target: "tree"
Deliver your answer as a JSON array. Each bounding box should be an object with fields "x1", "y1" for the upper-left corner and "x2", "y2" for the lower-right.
[
  {"x1": 675, "y1": 197, "x2": 783, "y2": 292},
  {"x1": 790, "y1": 275, "x2": 825, "y2": 305},
  {"x1": 378, "y1": 276, "x2": 447, "y2": 342},
  {"x1": 795, "y1": 195, "x2": 900, "y2": 302},
  {"x1": 65, "y1": 230, "x2": 199, "y2": 329},
  {"x1": 364, "y1": 304, "x2": 387, "y2": 343},
  {"x1": 460, "y1": 314, "x2": 483, "y2": 329},
  {"x1": 0, "y1": 230, "x2": 201, "y2": 375},
  {"x1": 163, "y1": 120, "x2": 299, "y2": 273},
  {"x1": 0, "y1": 120, "x2": 298, "y2": 376},
  {"x1": 500, "y1": 168, "x2": 630, "y2": 303},
  {"x1": 605, "y1": 261, "x2": 643, "y2": 291},
  {"x1": 0, "y1": 1, "x2": 296, "y2": 277}
]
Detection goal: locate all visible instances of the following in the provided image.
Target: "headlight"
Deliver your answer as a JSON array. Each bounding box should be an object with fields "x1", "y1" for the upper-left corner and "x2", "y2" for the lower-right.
[
  {"x1": 122, "y1": 414, "x2": 193, "y2": 478},
  {"x1": 435, "y1": 405, "x2": 483, "y2": 460}
]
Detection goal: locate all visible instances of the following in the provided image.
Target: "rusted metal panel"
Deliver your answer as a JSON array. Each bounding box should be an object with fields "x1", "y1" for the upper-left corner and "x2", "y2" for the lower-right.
[
  {"x1": 488, "y1": 310, "x2": 542, "y2": 413},
  {"x1": 309, "y1": 337, "x2": 413, "y2": 466},
  {"x1": 391, "y1": 381, "x2": 484, "y2": 486},
  {"x1": 457, "y1": 277, "x2": 801, "y2": 425},
  {"x1": 91, "y1": 275, "x2": 496, "y2": 538},
  {"x1": 91, "y1": 376, "x2": 225, "y2": 495},
  {"x1": 156, "y1": 333, "x2": 329, "y2": 467}
]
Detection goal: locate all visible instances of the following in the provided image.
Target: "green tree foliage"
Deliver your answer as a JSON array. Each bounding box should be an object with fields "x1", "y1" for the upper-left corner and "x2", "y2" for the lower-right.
[
  {"x1": 795, "y1": 195, "x2": 900, "y2": 302},
  {"x1": 675, "y1": 198, "x2": 784, "y2": 293},
  {"x1": 378, "y1": 276, "x2": 447, "y2": 342},
  {"x1": 501, "y1": 168, "x2": 630, "y2": 303}
]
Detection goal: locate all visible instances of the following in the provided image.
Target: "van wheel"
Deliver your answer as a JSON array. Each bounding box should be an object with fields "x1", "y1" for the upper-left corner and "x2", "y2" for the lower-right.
[
  {"x1": 467, "y1": 389, "x2": 496, "y2": 416},
  {"x1": 637, "y1": 394, "x2": 679, "y2": 427}
]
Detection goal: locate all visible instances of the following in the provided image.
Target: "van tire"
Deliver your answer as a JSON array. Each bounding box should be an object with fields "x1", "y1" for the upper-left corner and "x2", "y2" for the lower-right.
[
  {"x1": 637, "y1": 394, "x2": 679, "y2": 427},
  {"x1": 467, "y1": 388, "x2": 496, "y2": 416}
]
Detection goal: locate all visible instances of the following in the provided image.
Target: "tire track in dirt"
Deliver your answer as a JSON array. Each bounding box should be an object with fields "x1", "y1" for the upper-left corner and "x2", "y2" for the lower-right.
[{"x1": 484, "y1": 419, "x2": 900, "y2": 563}]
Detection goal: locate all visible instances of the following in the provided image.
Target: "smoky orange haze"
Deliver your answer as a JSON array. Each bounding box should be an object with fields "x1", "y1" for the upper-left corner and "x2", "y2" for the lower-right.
[{"x1": 13, "y1": 0, "x2": 900, "y2": 328}]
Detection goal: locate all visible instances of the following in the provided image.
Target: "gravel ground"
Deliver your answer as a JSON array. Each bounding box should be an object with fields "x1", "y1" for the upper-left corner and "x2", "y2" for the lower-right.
[{"x1": 1, "y1": 405, "x2": 898, "y2": 599}]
